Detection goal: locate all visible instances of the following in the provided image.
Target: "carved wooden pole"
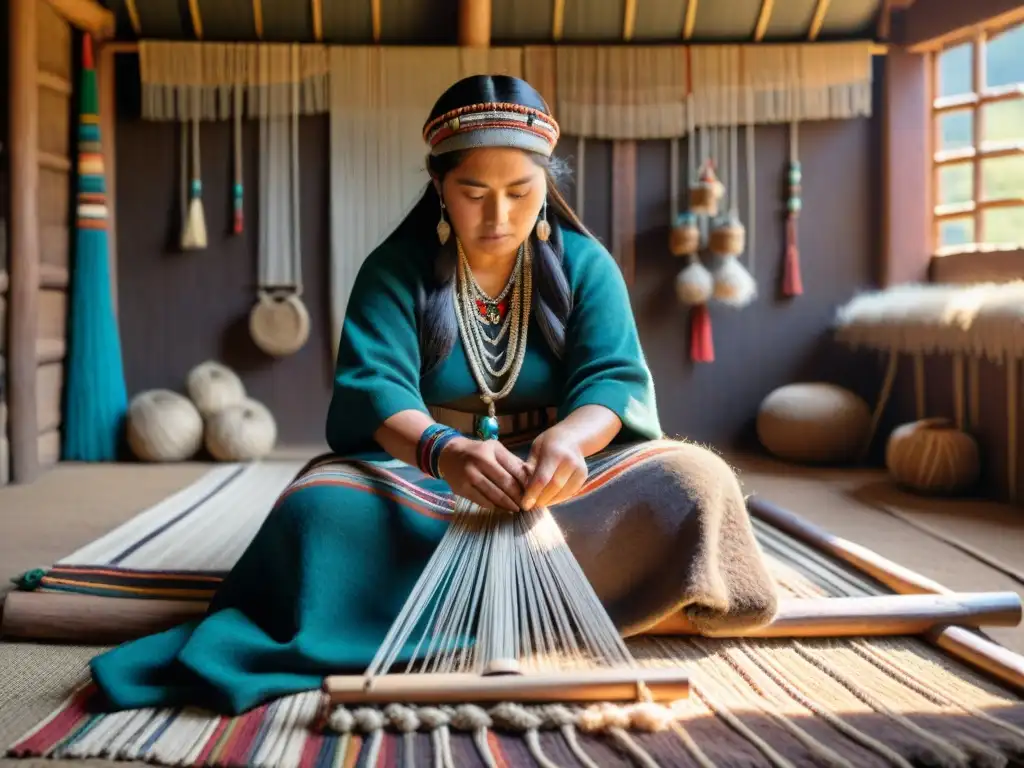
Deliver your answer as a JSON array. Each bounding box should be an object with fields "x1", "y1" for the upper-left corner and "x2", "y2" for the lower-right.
[
  {"x1": 8, "y1": 0, "x2": 41, "y2": 483},
  {"x1": 458, "y1": 0, "x2": 491, "y2": 46}
]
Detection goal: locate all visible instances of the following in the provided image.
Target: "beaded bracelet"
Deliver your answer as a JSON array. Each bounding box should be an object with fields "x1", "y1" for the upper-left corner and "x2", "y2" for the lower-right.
[{"x1": 417, "y1": 424, "x2": 462, "y2": 480}]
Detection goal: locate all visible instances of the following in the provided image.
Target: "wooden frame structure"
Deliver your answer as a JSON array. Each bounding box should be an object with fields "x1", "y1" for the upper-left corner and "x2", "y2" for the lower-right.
[{"x1": 930, "y1": 20, "x2": 1024, "y2": 254}]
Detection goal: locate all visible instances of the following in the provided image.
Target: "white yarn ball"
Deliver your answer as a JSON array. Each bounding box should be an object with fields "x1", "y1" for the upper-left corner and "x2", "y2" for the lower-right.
[
  {"x1": 756, "y1": 382, "x2": 872, "y2": 464},
  {"x1": 886, "y1": 418, "x2": 980, "y2": 495},
  {"x1": 675, "y1": 258, "x2": 714, "y2": 305},
  {"x1": 186, "y1": 360, "x2": 246, "y2": 417},
  {"x1": 126, "y1": 389, "x2": 204, "y2": 462},
  {"x1": 204, "y1": 398, "x2": 277, "y2": 461}
]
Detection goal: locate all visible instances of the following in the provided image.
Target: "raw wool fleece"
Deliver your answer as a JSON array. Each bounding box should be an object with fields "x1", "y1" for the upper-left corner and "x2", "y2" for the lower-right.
[{"x1": 833, "y1": 280, "x2": 1024, "y2": 362}]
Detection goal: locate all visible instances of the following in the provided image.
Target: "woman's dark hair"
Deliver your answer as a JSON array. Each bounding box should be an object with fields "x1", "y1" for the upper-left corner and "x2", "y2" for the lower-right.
[{"x1": 390, "y1": 74, "x2": 591, "y2": 376}]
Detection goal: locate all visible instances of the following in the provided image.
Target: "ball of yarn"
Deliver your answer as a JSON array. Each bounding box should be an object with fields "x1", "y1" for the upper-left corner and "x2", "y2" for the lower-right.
[
  {"x1": 126, "y1": 389, "x2": 204, "y2": 462},
  {"x1": 886, "y1": 417, "x2": 980, "y2": 495},
  {"x1": 757, "y1": 382, "x2": 871, "y2": 464},
  {"x1": 204, "y1": 398, "x2": 277, "y2": 461},
  {"x1": 186, "y1": 360, "x2": 246, "y2": 417}
]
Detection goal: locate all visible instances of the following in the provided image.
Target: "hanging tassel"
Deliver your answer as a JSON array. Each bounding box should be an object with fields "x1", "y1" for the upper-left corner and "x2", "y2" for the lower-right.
[
  {"x1": 62, "y1": 33, "x2": 129, "y2": 461},
  {"x1": 690, "y1": 304, "x2": 714, "y2": 363},
  {"x1": 232, "y1": 90, "x2": 244, "y2": 235},
  {"x1": 181, "y1": 99, "x2": 207, "y2": 249},
  {"x1": 782, "y1": 123, "x2": 802, "y2": 297}
]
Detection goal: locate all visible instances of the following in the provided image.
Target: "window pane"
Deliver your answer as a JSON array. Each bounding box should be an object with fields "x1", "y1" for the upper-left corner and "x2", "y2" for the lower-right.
[
  {"x1": 939, "y1": 216, "x2": 975, "y2": 247},
  {"x1": 985, "y1": 22, "x2": 1024, "y2": 89},
  {"x1": 937, "y1": 110, "x2": 973, "y2": 150},
  {"x1": 982, "y1": 99, "x2": 1024, "y2": 144},
  {"x1": 938, "y1": 41, "x2": 973, "y2": 97},
  {"x1": 982, "y1": 206, "x2": 1024, "y2": 245},
  {"x1": 982, "y1": 155, "x2": 1024, "y2": 200},
  {"x1": 938, "y1": 162, "x2": 973, "y2": 205}
]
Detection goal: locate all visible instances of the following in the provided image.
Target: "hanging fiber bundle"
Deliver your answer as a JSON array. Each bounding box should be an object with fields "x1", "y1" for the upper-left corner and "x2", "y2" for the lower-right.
[
  {"x1": 61, "y1": 35, "x2": 129, "y2": 462},
  {"x1": 782, "y1": 122, "x2": 803, "y2": 297},
  {"x1": 180, "y1": 86, "x2": 207, "y2": 250}
]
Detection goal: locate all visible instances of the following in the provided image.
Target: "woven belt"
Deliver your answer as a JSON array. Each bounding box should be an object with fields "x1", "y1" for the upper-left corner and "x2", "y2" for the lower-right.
[{"x1": 428, "y1": 405, "x2": 558, "y2": 438}]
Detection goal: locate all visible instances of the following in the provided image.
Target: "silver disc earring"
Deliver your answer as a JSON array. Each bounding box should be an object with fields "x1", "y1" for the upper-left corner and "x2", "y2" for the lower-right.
[{"x1": 437, "y1": 200, "x2": 451, "y2": 245}]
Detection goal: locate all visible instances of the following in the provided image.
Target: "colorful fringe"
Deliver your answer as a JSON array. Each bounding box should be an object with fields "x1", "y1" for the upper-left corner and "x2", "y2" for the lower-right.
[{"x1": 61, "y1": 34, "x2": 129, "y2": 462}]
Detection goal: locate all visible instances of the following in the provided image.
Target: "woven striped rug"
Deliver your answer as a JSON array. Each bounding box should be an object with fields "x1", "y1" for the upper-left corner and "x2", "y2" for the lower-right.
[
  {"x1": 23, "y1": 460, "x2": 308, "y2": 600},
  {"x1": 7, "y1": 511, "x2": 1024, "y2": 767}
]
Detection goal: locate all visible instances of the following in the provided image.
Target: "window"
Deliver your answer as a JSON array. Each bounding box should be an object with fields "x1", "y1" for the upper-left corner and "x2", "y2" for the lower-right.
[{"x1": 932, "y1": 21, "x2": 1024, "y2": 254}]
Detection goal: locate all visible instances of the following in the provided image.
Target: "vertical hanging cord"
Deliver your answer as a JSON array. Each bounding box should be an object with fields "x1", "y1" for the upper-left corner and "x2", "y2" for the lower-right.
[
  {"x1": 233, "y1": 86, "x2": 244, "y2": 234},
  {"x1": 670, "y1": 138, "x2": 680, "y2": 223},
  {"x1": 746, "y1": 82, "x2": 756, "y2": 274},
  {"x1": 290, "y1": 45, "x2": 302, "y2": 297},
  {"x1": 575, "y1": 137, "x2": 586, "y2": 219}
]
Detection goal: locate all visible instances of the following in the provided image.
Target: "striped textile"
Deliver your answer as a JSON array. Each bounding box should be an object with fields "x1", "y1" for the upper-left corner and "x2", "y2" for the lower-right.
[
  {"x1": 26, "y1": 461, "x2": 307, "y2": 601},
  {"x1": 9, "y1": 517, "x2": 1024, "y2": 767}
]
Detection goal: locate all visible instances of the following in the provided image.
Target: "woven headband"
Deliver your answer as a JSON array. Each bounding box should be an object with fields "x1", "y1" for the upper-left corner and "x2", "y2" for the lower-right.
[{"x1": 423, "y1": 102, "x2": 560, "y2": 157}]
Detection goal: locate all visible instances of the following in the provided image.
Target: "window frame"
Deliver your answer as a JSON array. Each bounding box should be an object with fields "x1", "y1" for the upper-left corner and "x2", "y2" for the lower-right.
[{"x1": 930, "y1": 21, "x2": 1024, "y2": 257}]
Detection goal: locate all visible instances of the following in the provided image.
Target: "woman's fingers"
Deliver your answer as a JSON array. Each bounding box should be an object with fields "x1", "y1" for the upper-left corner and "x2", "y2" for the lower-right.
[
  {"x1": 478, "y1": 458, "x2": 526, "y2": 509},
  {"x1": 494, "y1": 445, "x2": 530, "y2": 490},
  {"x1": 547, "y1": 466, "x2": 588, "y2": 507},
  {"x1": 467, "y1": 467, "x2": 520, "y2": 513},
  {"x1": 532, "y1": 461, "x2": 577, "y2": 510}
]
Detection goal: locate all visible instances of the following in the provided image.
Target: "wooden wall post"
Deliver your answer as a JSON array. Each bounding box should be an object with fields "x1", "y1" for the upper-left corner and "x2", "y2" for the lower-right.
[
  {"x1": 880, "y1": 48, "x2": 933, "y2": 287},
  {"x1": 458, "y1": 0, "x2": 491, "y2": 47},
  {"x1": 8, "y1": 0, "x2": 41, "y2": 483}
]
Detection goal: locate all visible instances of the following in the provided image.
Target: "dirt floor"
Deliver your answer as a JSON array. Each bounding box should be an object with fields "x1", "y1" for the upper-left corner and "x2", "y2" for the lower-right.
[{"x1": 0, "y1": 447, "x2": 1022, "y2": 767}]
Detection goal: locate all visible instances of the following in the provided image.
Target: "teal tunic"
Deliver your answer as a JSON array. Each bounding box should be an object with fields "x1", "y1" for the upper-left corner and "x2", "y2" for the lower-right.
[{"x1": 89, "y1": 228, "x2": 664, "y2": 716}]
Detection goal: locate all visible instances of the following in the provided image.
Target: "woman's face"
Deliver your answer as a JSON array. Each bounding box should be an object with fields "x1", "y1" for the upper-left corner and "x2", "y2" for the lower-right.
[{"x1": 437, "y1": 148, "x2": 546, "y2": 260}]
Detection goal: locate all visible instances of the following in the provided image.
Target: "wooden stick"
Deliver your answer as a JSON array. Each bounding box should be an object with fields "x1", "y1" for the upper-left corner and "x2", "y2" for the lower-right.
[
  {"x1": 323, "y1": 667, "x2": 690, "y2": 705},
  {"x1": 646, "y1": 592, "x2": 1022, "y2": 638},
  {"x1": 748, "y1": 496, "x2": 1024, "y2": 694},
  {"x1": 3, "y1": 588, "x2": 1019, "y2": 647},
  {"x1": 458, "y1": 0, "x2": 490, "y2": 47},
  {"x1": 8, "y1": 0, "x2": 41, "y2": 484}
]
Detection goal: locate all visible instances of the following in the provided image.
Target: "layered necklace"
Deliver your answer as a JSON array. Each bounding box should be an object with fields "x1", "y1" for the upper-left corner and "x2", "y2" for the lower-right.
[{"x1": 453, "y1": 238, "x2": 533, "y2": 440}]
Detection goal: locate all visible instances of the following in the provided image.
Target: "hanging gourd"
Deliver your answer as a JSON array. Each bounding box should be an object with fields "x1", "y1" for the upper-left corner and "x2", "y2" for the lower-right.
[
  {"x1": 689, "y1": 161, "x2": 723, "y2": 217},
  {"x1": 669, "y1": 211, "x2": 701, "y2": 256}
]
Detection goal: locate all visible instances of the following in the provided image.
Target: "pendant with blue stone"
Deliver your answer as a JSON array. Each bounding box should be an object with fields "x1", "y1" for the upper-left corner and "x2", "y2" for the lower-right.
[
  {"x1": 476, "y1": 414, "x2": 500, "y2": 441},
  {"x1": 475, "y1": 400, "x2": 500, "y2": 441}
]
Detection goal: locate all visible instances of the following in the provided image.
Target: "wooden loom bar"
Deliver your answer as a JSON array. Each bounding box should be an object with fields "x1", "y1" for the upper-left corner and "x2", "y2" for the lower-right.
[
  {"x1": 8, "y1": 0, "x2": 41, "y2": 484},
  {"x1": 747, "y1": 496, "x2": 1024, "y2": 694},
  {"x1": 323, "y1": 667, "x2": 691, "y2": 705},
  {"x1": 43, "y1": 0, "x2": 116, "y2": 40},
  {"x1": 3, "y1": 589, "x2": 1019, "y2": 646}
]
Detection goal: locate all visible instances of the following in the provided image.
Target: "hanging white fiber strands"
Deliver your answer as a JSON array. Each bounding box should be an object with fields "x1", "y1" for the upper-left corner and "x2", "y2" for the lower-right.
[{"x1": 249, "y1": 45, "x2": 310, "y2": 358}]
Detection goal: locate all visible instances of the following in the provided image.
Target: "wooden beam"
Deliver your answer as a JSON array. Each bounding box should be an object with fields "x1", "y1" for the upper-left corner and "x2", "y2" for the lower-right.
[
  {"x1": 877, "y1": 0, "x2": 893, "y2": 39},
  {"x1": 188, "y1": 0, "x2": 204, "y2": 39},
  {"x1": 552, "y1": 0, "x2": 565, "y2": 40},
  {"x1": 753, "y1": 0, "x2": 774, "y2": 41},
  {"x1": 683, "y1": 0, "x2": 698, "y2": 39},
  {"x1": 312, "y1": 0, "x2": 323, "y2": 41},
  {"x1": 37, "y1": 71, "x2": 72, "y2": 96},
  {"x1": 43, "y1": 0, "x2": 115, "y2": 41},
  {"x1": 808, "y1": 0, "x2": 831, "y2": 40},
  {"x1": 623, "y1": 0, "x2": 637, "y2": 41},
  {"x1": 458, "y1": 0, "x2": 491, "y2": 47},
  {"x1": 123, "y1": 0, "x2": 142, "y2": 35},
  {"x1": 371, "y1": 0, "x2": 381, "y2": 42},
  {"x1": 97, "y1": 43, "x2": 118, "y2": 317},
  {"x1": 902, "y1": 1, "x2": 1024, "y2": 52},
  {"x1": 251, "y1": 0, "x2": 264, "y2": 39},
  {"x1": 9, "y1": 0, "x2": 41, "y2": 483}
]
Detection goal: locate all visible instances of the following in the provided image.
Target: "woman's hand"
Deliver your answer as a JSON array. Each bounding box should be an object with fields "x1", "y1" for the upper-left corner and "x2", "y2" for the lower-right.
[
  {"x1": 522, "y1": 426, "x2": 588, "y2": 511},
  {"x1": 438, "y1": 437, "x2": 530, "y2": 513}
]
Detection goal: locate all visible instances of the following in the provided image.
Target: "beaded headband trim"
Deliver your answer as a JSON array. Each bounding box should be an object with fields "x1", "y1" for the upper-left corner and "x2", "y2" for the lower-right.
[{"x1": 423, "y1": 102, "x2": 560, "y2": 157}]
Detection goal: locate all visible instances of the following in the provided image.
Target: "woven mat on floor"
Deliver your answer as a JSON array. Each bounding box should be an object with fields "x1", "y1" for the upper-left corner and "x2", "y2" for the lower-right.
[{"x1": 5, "y1": 516, "x2": 1024, "y2": 768}]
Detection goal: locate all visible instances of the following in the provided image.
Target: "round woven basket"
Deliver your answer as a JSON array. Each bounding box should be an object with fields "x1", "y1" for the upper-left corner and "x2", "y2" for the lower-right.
[
  {"x1": 670, "y1": 222, "x2": 701, "y2": 256},
  {"x1": 249, "y1": 292, "x2": 311, "y2": 357},
  {"x1": 709, "y1": 222, "x2": 746, "y2": 255}
]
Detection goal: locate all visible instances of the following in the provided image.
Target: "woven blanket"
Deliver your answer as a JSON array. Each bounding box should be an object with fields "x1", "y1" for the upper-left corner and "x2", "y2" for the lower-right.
[{"x1": 8, "y1": 518, "x2": 1024, "y2": 767}]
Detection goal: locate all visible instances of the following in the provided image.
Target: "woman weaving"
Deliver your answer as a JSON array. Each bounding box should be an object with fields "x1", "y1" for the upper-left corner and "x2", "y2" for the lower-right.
[{"x1": 89, "y1": 75, "x2": 778, "y2": 716}]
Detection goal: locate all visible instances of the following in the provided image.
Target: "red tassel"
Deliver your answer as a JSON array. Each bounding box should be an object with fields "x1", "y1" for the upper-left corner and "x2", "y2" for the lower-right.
[
  {"x1": 233, "y1": 211, "x2": 244, "y2": 234},
  {"x1": 82, "y1": 34, "x2": 94, "y2": 70},
  {"x1": 689, "y1": 304, "x2": 715, "y2": 363},
  {"x1": 782, "y1": 215, "x2": 804, "y2": 297}
]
